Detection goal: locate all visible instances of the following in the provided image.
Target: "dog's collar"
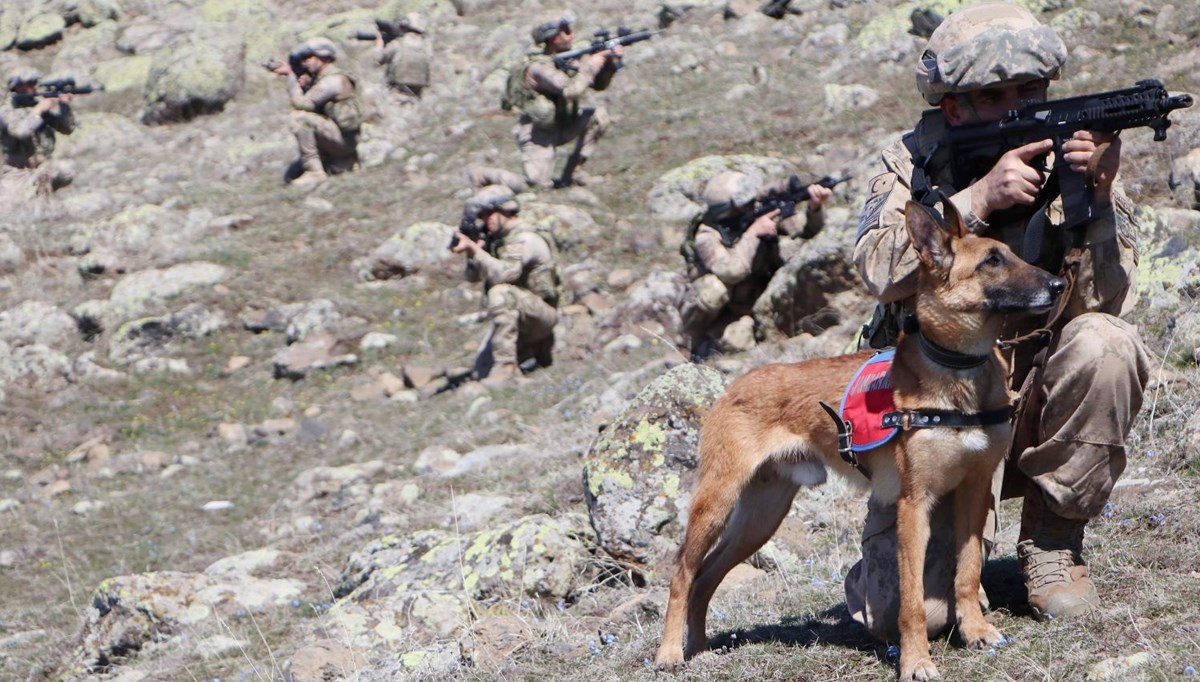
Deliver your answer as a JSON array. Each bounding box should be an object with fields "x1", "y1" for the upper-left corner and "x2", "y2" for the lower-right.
[{"x1": 903, "y1": 315, "x2": 990, "y2": 370}]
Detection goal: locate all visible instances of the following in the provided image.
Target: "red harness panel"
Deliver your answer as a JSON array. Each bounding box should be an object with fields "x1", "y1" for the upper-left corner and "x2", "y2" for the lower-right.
[{"x1": 839, "y1": 349, "x2": 899, "y2": 452}]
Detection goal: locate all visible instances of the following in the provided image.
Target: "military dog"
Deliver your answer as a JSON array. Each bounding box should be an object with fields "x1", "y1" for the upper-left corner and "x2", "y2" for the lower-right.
[{"x1": 655, "y1": 200, "x2": 1065, "y2": 680}]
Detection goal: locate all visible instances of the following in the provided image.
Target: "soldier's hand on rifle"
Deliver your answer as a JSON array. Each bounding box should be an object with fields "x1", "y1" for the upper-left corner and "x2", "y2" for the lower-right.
[
  {"x1": 34, "y1": 97, "x2": 60, "y2": 114},
  {"x1": 374, "y1": 32, "x2": 385, "y2": 48},
  {"x1": 583, "y1": 52, "x2": 608, "y2": 72},
  {"x1": 451, "y1": 233, "x2": 484, "y2": 256},
  {"x1": 1062, "y1": 130, "x2": 1121, "y2": 204},
  {"x1": 605, "y1": 45, "x2": 624, "y2": 62},
  {"x1": 270, "y1": 59, "x2": 292, "y2": 77},
  {"x1": 749, "y1": 209, "x2": 782, "y2": 238},
  {"x1": 806, "y1": 184, "x2": 832, "y2": 209},
  {"x1": 970, "y1": 138, "x2": 1054, "y2": 220}
]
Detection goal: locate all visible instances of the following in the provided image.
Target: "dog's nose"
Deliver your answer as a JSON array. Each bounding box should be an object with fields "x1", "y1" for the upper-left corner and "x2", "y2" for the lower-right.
[{"x1": 1048, "y1": 277, "x2": 1066, "y2": 297}]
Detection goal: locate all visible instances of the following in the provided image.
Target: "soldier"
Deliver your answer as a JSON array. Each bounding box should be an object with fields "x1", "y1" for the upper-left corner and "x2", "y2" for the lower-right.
[
  {"x1": 0, "y1": 66, "x2": 75, "y2": 195},
  {"x1": 370, "y1": 13, "x2": 431, "y2": 99},
  {"x1": 451, "y1": 185, "x2": 561, "y2": 385},
  {"x1": 269, "y1": 37, "x2": 363, "y2": 187},
  {"x1": 849, "y1": 2, "x2": 1150, "y2": 639},
  {"x1": 678, "y1": 170, "x2": 831, "y2": 359},
  {"x1": 470, "y1": 10, "x2": 621, "y2": 191}
]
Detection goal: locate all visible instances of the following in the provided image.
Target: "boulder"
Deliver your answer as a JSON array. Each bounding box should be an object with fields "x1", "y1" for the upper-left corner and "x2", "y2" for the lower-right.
[
  {"x1": 646, "y1": 154, "x2": 798, "y2": 223},
  {"x1": 582, "y1": 363, "x2": 728, "y2": 576},
  {"x1": 593, "y1": 270, "x2": 688, "y2": 349},
  {"x1": 1169, "y1": 148, "x2": 1200, "y2": 210},
  {"x1": 108, "y1": 304, "x2": 227, "y2": 365},
  {"x1": 72, "y1": 262, "x2": 229, "y2": 338},
  {"x1": 282, "y1": 639, "x2": 368, "y2": 682},
  {"x1": 334, "y1": 512, "x2": 596, "y2": 604},
  {"x1": 354, "y1": 221, "x2": 454, "y2": 281},
  {"x1": 271, "y1": 331, "x2": 359, "y2": 381},
  {"x1": 141, "y1": 28, "x2": 245, "y2": 124},
  {"x1": 15, "y1": 10, "x2": 65, "y2": 50},
  {"x1": 64, "y1": 571, "x2": 303, "y2": 674},
  {"x1": 752, "y1": 234, "x2": 860, "y2": 338},
  {"x1": 0, "y1": 301, "x2": 76, "y2": 347}
]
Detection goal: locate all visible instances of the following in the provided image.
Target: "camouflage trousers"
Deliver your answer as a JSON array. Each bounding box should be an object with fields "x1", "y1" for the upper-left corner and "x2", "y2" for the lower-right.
[
  {"x1": 1, "y1": 160, "x2": 74, "y2": 198},
  {"x1": 290, "y1": 111, "x2": 358, "y2": 175},
  {"x1": 515, "y1": 106, "x2": 609, "y2": 189},
  {"x1": 474, "y1": 284, "x2": 558, "y2": 373},
  {"x1": 844, "y1": 313, "x2": 1149, "y2": 641},
  {"x1": 678, "y1": 273, "x2": 764, "y2": 354}
]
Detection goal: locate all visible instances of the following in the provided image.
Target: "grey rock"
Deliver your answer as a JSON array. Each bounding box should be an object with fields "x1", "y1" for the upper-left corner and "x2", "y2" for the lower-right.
[
  {"x1": 354, "y1": 221, "x2": 454, "y2": 281},
  {"x1": 0, "y1": 301, "x2": 76, "y2": 347},
  {"x1": 582, "y1": 363, "x2": 729, "y2": 576},
  {"x1": 142, "y1": 27, "x2": 246, "y2": 124},
  {"x1": 282, "y1": 639, "x2": 368, "y2": 682},
  {"x1": 593, "y1": 270, "x2": 688, "y2": 349},
  {"x1": 108, "y1": 304, "x2": 227, "y2": 365},
  {"x1": 272, "y1": 331, "x2": 358, "y2": 381}
]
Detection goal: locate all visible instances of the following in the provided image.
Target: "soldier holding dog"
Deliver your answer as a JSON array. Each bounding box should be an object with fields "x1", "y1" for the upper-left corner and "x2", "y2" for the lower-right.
[{"x1": 851, "y1": 2, "x2": 1150, "y2": 636}]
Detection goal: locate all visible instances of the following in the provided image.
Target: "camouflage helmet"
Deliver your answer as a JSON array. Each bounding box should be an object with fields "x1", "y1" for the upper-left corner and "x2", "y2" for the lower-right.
[
  {"x1": 464, "y1": 185, "x2": 520, "y2": 220},
  {"x1": 292, "y1": 36, "x2": 339, "y2": 62},
  {"x1": 915, "y1": 2, "x2": 1067, "y2": 105},
  {"x1": 531, "y1": 9, "x2": 576, "y2": 45},
  {"x1": 702, "y1": 171, "x2": 759, "y2": 211},
  {"x1": 6, "y1": 66, "x2": 41, "y2": 90}
]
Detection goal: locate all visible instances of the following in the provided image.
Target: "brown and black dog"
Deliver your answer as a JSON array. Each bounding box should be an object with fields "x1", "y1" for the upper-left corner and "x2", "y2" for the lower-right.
[{"x1": 655, "y1": 200, "x2": 1065, "y2": 680}]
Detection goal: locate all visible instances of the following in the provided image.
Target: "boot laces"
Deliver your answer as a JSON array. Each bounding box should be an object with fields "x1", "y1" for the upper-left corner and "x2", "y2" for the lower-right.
[{"x1": 1018, "y1": 540, "x2": 1076, "y2": 589}]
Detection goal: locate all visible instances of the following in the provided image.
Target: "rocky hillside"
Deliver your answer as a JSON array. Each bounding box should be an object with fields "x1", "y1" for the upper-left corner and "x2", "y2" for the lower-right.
[{"x1": 1, "y1": 0, "x2": 1198, "y2": 680}]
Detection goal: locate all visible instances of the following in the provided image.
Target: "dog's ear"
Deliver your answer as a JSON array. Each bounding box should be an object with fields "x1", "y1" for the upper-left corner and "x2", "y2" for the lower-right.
[
  {"x1": 940, "y1": 195, "x2": 969, "y2": 238},
  {"x1": 905, "y1": 201, "x2": 953, "y2": 272}
]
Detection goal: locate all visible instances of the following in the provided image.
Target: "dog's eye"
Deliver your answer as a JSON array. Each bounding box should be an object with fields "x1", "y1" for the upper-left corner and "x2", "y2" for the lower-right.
[{"x1": 978, "y1": 250, "x2": 1005, "y2": 269}]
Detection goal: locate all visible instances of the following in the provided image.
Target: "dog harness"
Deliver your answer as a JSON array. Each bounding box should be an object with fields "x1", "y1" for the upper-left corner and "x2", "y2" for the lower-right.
[{"x1": 819, "y1": 329, "x2": 1014, "y2": 479}]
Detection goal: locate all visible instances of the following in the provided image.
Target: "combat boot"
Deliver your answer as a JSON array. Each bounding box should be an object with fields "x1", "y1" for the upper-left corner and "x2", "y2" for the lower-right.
[
  {"x1": 292, "y1": 155, "x2": 329, "y2": 188},
  {"x1": 1017, "y1": 490, "x2": 1098, "y2": 621}
]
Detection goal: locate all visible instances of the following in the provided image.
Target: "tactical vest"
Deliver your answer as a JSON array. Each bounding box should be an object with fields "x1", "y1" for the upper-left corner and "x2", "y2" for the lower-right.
[
  {"x1": 314, "y1": 66, "x2": 363, "y2": 133},
  {"x1": 0, "y1": 102, "x2": 59, "y2": 169},
  {"x1": 385, "y1": 34, "x2": 431, "y2": 89},
  {"x1": 500, "y1": 53, "x2": 573, "y2": 128},
  {"x1": 488, "y1": 222, "x2": 562, "y2": 307}
]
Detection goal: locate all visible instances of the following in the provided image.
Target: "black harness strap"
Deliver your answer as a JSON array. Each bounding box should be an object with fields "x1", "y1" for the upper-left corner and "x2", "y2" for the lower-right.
[
  {"x1": 818, "y1": 400, "x2": 871, "y2": 480},
  {"x1": 881, "y1": 406, "x2": 1014, "y2": 430}
]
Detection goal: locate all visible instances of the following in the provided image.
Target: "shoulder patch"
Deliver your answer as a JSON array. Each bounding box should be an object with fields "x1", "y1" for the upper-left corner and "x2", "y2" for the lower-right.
[{"x1": 857, "y1": 172, "x2": 897, "y2": 242}]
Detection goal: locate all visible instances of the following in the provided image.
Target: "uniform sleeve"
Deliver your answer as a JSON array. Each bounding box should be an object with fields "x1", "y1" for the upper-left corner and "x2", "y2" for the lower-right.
[
  {"x1": 288, "y1": 73, "x2": 348, "y2": 111},
  {"x1": 44, "y1": 101, "x2": 74, "y2": 135},
  {"x1": 853, "y1": 167, "x2": 974, "y2": 304},
  {"x1": 694, "y1": 224, "x2": 762, "y2": 286},
  {"x1": 1, "y1": 106, "x2": 45, "y2": 140},
  {"x1": 470, "y1": 231, "x2": 548, "y2": 287},
  {"x1": 526, "y1": 58, "x2": 603, "y2": 103},
  {"x1": 1068, "y1": 183, "x2": 1139, "y2": 318}
]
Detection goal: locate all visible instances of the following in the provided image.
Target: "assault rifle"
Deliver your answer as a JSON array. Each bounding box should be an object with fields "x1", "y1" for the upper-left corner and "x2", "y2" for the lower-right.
[
  {"x1": 553, "y1": 27, "x2": 661, "y2": 72},
  {"x1": 447, "y1": 216, "x2": 485, "y2": 250},
  {"x1": 352, "y1": 18, "x2": 425, "y2": 43},
  {"x1": 708, "y1": 173, "x2": 850, "y2": 246},
  {"x1": 261, "y1": 53, "x2": 306, "y2": 77},
  {"x1": 939, "y1": 79, "x2": 1192, "y2": 230},
  {"x1": 11, "y1": 78, "x2": 103, "y2": 107}
]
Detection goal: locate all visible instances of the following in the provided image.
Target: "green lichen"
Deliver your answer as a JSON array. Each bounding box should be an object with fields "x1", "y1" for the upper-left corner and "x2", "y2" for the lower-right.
[
  {"x1": 93, "y1": 55, "x2": 152, "y2": 93},
  {"x1": 855, "y1": 0, "x2": 1042, "y2": 49}
]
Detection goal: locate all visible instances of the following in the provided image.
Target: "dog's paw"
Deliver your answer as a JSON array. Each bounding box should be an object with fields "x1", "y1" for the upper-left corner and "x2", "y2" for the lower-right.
[
  {"x1": 959, "y1": 622, "x2": 1004, "y2": 650},
  {"x1": 899, "y1": 656, "x2": 941, "y2": 681},
  {"x1": 653, "y1": 649, "x2": 685, "y2": 669}
]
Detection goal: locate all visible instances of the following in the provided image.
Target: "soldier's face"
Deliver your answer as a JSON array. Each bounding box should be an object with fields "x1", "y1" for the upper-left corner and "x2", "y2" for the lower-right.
[
  {"x1": 942, "y1": 79, "x2": 1049, "y2": 125},
  {"x1": 482, "y1": 210, "x2": 502, "y2": 233},
  {"x1": 548, "y1": 25, "x2": 574, "y2": 52}
]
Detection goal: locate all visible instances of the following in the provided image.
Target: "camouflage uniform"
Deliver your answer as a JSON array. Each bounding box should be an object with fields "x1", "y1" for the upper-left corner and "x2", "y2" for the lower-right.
[
  {"x1": 846, "y1": 3, "x2": 1150, "y2": 640},
  {"x1": 286, "y1": 39, "x2": 363, "y2": 181},
  {"x1": 463, "y1": 189, "x2": 560, "y2": 377},
  {"x1": 678, "y1": 173, "x2": 825, "y2": 356},
  {"x1": 0, "y1": 68, "x2": 75, "y2": 195},
  {"x1": 373, "y1": 14, "x2": 431, "y2": 98},
  {"x1": 472, "y1": 12, "x2": 617, "y2": 191}
]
